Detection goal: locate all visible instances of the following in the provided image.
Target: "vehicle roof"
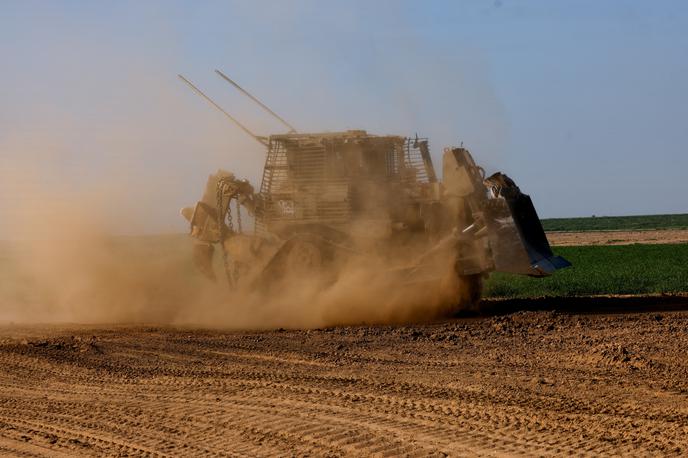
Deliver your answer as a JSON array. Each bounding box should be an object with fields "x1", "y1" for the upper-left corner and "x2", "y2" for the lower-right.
[{"x1": 269, "y1": 130, "x2": 405, "y2": 141}]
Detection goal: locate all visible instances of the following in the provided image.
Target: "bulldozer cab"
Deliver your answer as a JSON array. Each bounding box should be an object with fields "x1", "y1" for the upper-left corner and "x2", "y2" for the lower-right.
[{"x1": 255, "y1": 131, "x2": 437, "y2": 237}]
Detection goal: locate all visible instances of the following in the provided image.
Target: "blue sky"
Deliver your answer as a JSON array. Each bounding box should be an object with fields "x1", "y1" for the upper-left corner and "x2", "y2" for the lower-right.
[{"x1": 1, "y1": 1, "x2": 686, "y2": 236}]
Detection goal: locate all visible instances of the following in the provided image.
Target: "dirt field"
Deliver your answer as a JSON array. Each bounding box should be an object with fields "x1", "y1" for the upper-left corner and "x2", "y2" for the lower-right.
[
  {"x1": 1, "y1": 308, "x2": 687, "y2": 456},
  {"x1": 547, "y1": 229, "x2": 688, "y2": 246}
]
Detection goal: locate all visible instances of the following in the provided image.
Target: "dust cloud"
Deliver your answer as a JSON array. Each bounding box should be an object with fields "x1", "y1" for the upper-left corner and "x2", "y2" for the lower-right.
[
  {"x1": 174, "y1": 249, "x2": 472, "y2": 330},
  {"x1": 0, "y1": 158, "x2": 470, "y2": 328},
  {"x1": 0, "y1": 160, "x2": 190, "y2": 324},
  {"x1": 0, "y1": 105, "x2": 480, "y2": 329},
  {"x1": 0, "y1": 3, "x2": 503, "y2": 329},
  {"x1": 0, "y1": 106, "x2": 485, "y2": 330},
  {"x1": 0, "y1": 177, "x2": 469, "y2": 329}
]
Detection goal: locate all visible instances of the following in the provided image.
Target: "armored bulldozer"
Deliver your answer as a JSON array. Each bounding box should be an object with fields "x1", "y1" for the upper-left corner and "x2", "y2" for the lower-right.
[{"x1": 179, "y1": 71, "x2": 570, "y2": 311}]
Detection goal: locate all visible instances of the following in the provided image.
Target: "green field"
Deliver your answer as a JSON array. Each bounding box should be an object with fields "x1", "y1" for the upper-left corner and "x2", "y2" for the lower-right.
[
  {"x1": 541, "y1": 213, "x2": 688, "y2": 232},
  {"x1": 484, "y1": 243, "x2": 688, "y2": 299}
]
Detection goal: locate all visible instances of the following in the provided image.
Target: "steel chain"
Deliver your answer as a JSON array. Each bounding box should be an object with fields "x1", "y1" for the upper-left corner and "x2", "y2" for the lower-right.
[
  {"x1": 236, "y1": 199, "x2": 242, "y2": 233},
  {"x1": 216, "y1": 178, "x2": 235, "y2": 287}
]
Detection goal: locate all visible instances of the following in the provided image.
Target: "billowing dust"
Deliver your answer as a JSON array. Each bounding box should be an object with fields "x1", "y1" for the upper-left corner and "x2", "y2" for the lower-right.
[
  {"x1": 0, "y1": 229, "x2": 464, "y2": 329},
  {"x1": 0, "y1": 168, "x2": 465, "y2": 329},
  {"x1": 0, "y1": 0, "x2": 513, "y2": 330}
]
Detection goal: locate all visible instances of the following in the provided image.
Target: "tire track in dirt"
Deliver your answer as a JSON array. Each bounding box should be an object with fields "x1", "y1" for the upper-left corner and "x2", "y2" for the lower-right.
[
  {"x1": 0, "y1": 310, "x2": 687, "y2": 456},
  {"x1": 0, "y1": 364, "x2": 680, "y2": 452}
]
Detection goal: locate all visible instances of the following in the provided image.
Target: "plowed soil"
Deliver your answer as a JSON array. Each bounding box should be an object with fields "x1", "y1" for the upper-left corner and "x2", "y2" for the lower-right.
[
  {"x1": 547, "y1": 229, "x2": 688, "y2": 246},
  {"x1": 1, "y1": 308, "x2": 688, "y2": 456}
]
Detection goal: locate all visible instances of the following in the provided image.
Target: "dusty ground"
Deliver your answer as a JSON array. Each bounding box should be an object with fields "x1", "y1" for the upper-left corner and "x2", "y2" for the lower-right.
[
  {"x1": 1, "y1": 308, "x2": 687, "y2": 456},
  {"x1": 546, "y1": 229, "x2": 688, "y2": 246}
]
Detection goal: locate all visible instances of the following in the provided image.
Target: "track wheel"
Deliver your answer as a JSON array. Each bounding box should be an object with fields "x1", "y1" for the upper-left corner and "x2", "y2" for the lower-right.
[
  {"x1": 438, "y1": 272, "x2": 484, "y2": 314},
  {"x1": 456, "y1": 273, "x2": 484, "y2": 310},
  {"x1": 284, "y1": 239, "x2": 324, "y2": 273}
]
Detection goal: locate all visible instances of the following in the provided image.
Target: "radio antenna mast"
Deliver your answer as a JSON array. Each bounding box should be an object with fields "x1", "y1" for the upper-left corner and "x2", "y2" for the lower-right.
[
  {"x1": 215, "y1": 69, "x2": 297, "y2": 133},
  {"x1": 178, "y1": 74, "x2": 267, "y2": 146}
]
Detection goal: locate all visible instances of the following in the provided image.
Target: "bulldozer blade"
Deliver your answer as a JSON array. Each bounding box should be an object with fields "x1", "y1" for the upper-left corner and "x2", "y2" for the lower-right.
[
  {"x1": 443, "y1": 147, "x2": 569, "y2": 277},
  {"x1": 483, "y1": 177, "x2": 570, "y2": 277}
]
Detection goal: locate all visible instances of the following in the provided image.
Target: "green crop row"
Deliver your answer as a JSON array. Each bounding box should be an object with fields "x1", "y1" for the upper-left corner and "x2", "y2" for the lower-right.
[
  {"x1": 484, "y1": 243, "x2": 688, "y2": 298},
  {"x1": 541, "y1": 214, "x2": 688, "y2": 232}
]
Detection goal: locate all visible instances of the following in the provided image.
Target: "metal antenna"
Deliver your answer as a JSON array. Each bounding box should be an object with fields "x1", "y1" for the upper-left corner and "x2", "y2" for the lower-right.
[
  {"x1": 178, "y1": 74, "x2": 267, "y2": 146},
  {"x1": 215, "y1": 69, "x2": 297, "y2": 133}
]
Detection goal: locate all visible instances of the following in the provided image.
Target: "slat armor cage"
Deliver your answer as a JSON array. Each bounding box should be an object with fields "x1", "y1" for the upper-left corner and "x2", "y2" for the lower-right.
[{"x1": 256, "y1": 130, "x2": 436, "y2": 235}]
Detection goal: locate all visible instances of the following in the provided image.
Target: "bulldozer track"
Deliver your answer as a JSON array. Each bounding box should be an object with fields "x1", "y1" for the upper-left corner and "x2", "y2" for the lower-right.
[{"x1": 1, "y1": 306, "x2": 687, "y2": 456}]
